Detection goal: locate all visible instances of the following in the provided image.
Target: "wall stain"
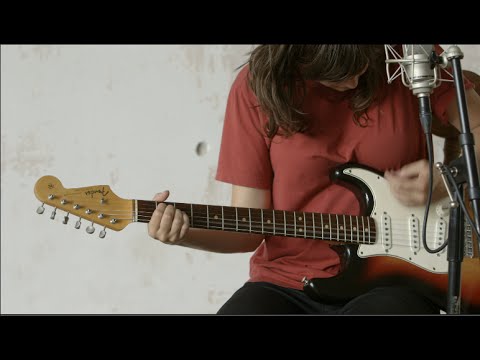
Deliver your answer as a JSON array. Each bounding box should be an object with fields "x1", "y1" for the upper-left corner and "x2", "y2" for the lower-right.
[
  {"x1": 185, "y1": 251, "x2": 194, "y2": 265},
  {"x1": 8, "y1": 131, "x2": 54, "y2": 177},
  {"x1": 219, "y1": 45, "x2": 252, "y2": 76},
  {"x1": 110, "y1": 168, "x2": 119, "y2": 187},
  {"x1": 106, "y1": 77, "x2": 113, "y2": 91},
  {"x1": 130, "y1": 237, "x2": 167, "y2": 273},
  {"x1": 17, "y1": 45, "x2": 30, "y2": 60},
  {"x1": 199, "y1": 94, "x2": 220, "y2": 110},
  {"x1": 31, "y1": 87, "x2": 43, "y2": 99},
  {"x1": 180, "y1": 45, "x2": 205, "y2": 74},
  {"x1": 202, "y1": 166, "x2": 224, "y2": 205},
  {"x1": 207, "y1": 288, "x2": 228, "y2": 305},
  {"x1": 17, "y1": 45, "x2": 62, "y2": 62},
  {"x1": 179, "y1": 45, "x2": 205, "y2": 89}
]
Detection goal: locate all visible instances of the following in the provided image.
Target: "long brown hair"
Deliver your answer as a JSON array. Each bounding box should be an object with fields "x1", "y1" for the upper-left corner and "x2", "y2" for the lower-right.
[{"x1": 247, "y1": 45, "x2": 386, "y2": 138}]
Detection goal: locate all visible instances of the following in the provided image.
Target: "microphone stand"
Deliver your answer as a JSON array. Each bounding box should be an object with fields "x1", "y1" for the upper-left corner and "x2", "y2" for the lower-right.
[{"x1": 440, "y1": 45, "x2": 480, "y2": 314}]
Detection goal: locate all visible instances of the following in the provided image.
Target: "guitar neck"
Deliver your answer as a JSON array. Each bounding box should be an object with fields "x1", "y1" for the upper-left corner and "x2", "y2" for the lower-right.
[{"x1": 136, "y1": 200, "x2": 376, "y2": 244}]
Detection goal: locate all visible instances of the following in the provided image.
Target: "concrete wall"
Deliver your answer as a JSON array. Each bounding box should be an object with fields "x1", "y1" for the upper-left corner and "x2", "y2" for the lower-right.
[{"x1": 2, "y1": 44, "x2": 479, "y2": 314}]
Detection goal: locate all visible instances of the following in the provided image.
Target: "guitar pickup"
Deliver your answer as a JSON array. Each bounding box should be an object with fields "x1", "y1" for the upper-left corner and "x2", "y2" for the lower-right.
[
  {"x1": 409, "y1": 216, "x2": 420, "y2": 253},
  {"x1": 434, "y1": 218, "x2": 448, "y2": 253},
  {"x1": 381, "y1": 213, "x2": 392, "y2": 251}
]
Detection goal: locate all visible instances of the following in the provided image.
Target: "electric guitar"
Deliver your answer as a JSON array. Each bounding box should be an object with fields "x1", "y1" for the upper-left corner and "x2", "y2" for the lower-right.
[{"x1": 34, "y1": 163, "x2": 480, "y2": 313}]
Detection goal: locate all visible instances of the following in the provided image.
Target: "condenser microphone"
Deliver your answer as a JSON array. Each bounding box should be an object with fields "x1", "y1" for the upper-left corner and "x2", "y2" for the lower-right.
[
  {"x1": 385, "y1": 44, "x2": 443, "y2": 98},
  {"x1": 385, "y1": 44, "x2": 443, "y2": 132},
  {"x1": 400, "y1": 45, "x2": 439, "y2": 97}
]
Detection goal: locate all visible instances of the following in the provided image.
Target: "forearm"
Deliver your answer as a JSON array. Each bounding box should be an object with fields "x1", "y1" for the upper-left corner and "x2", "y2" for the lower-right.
[{"x1": 177, "y1": 228, "x2": 264, "y2": 253}]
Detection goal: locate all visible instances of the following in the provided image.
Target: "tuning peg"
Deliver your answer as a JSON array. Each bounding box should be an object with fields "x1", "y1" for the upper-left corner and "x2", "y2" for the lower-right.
[
  {"x1": 50, "y1": 208, "x2": 57, "y2": 220},
  {"x1": 86, "y1": 222, "x2": 95, "y2": 234},
  {"x1": 75, "y1": 218, "x2": 82, "y2": 229},
  {"x1": 63, "y1": 213, "x2": 70, "y2": 225},
  {"x1": 37, "y1": 203, "x2": 45, "y2": 214},
  {"x1": 99, "y1": 227, "x2": 107, "y2": 238}
]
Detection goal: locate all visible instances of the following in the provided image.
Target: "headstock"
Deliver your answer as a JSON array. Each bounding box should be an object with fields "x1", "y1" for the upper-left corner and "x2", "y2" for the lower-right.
[{"x1": 34, "y1": 176, "x2": 133, "y2": 237}]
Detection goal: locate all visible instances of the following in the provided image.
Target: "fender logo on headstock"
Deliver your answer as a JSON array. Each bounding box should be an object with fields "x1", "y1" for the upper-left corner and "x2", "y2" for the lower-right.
[
  {"x1": 48, "y1": 183, "x2": 55, "y2": 189},
  {"x1": 85, "y1": 187, "x2": 110, "y2": 198}
]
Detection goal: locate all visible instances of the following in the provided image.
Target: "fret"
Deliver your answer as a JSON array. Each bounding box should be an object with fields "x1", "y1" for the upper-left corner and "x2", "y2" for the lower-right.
[
  {"x1": 261, "y1": 208, "x2": 264, "y2": 234},
  {"x1": 221, "y1": 206, "x2": 224, "y2": 231},
  {"x1": 190, "y1": 204, "x2": 193, "y2": 227},
  {"x1": 350, "y1": 215, "x2": 353, "y2": 242},
  {"x1": 361, "y1": 216, "x2": 365, "y2": 243},
  {"x1": 343, "y1": 215, "x2": 347, "y2": 241},
  {"x1": 248, "y1": 208, "x2": 252, "y2": 233},
  {"x1": 206, "y1": 205, "x2": 209, "y2": 229},
  {"x1": 368, "y1": 217, "x2": 372, "y2": 243},
  {"x1": 321, "y1": 214, "x2": 324, "y2": 239},
  {"x1": 303, "y1": 212, "x2": 306, "y2": 239},
  {"x1": 235, "y1": 207, "x2": 238, "y2": 232},
  {"x1": 133, "y1": 199, "x2": 136, "y2": 222},
  {"x1": 356, "y1": 216, "x2": 360, "y2": 243},
  {"x1": 272, "y1": 210, "x2": 276, "y2": 236},
  {"x1": 366, "y1": 218, "x2": 370, "y2": 242},
  {"x1": 283, "y1": 211, "x2": 287, "y2": 236},
  {"x1": 329, "y1": 214, "x2": 332, "y2": 240},
  {"x1": 294, "y1": 211, "x2": 297, "y2": 237},
  {"x1": 370, "y1": 216, "x2": 374, "y2": 244},
  {"x1": 335, "y1": 214, "x2": 339, "y2": 240},
  {"x1": 312, "y1": 213, "x2": 316, "y2": 239}
]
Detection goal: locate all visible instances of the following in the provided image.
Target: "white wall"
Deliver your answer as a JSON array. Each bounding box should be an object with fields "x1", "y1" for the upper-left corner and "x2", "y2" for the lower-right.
[{"x1": 2, "y1": 44, "x2": 479, "y2": 314}]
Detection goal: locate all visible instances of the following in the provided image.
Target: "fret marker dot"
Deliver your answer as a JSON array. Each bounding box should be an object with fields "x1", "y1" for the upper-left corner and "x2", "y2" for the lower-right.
[
  {"x1": 267, "y1": 219, "x2": 271, "y2": 224},
  {"x1": 325, "y1": 225, "x2": 329, "y2": 229},
  {"x1": 299, "y1": 228, "x2": 303, "y2": 232},
  {"x1": 242, "y1": 218, "x2": 247, "y2": 222},
  {"x1": 353, "y1": 227, "x2": 357, "y2": 231},
  {"x1": 214, "y1": 215, "x2": 218, "y2": 220},
  {"x1": 340, "y1": 226, "x2": 344, "y2": 230},
  {"x1": 298, "y1": 217, "x2": 302, "y2": 221}
]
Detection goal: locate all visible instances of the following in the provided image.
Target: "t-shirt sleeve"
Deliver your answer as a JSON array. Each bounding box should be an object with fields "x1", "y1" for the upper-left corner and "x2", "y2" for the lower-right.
[
  {"x1": 430, "y1": 44, "x2": 474, "y2": 125},
  {"x1": 215, "y1": 67, "x2": 273, "y2": 190}
]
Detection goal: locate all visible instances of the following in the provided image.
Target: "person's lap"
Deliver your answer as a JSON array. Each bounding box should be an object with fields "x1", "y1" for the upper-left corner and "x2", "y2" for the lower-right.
[{"x1": 217, "y1": 281, "x2": 440, "y2": 315}]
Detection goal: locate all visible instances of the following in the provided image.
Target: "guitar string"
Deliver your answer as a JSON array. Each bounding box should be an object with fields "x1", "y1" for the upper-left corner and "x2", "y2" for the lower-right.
[
  {"x1": 61, "y1": 206, "x2": 446, "y2": 230},
  {"x1": 69, "y1": 209, "x2": 446, "y2": 236},
  {"x1": 81, "y1": 211, "x2": 446, "y2": 247},
  {"x1": 54, "y1": 200, "x2": 452, "y2": 242},
  {"x1": 102, "y1": 210, "x2": 444, "y2": 235},
  {"x1": 66, "y1": 199, "x2": 452, "y2": 226},
  {"x1": 79, "y1": 206, "x2": 447, "y2": 227}
]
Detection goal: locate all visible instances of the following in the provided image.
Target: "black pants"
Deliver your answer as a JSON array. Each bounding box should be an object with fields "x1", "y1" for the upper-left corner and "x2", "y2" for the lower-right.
[{"x1": 217, "y1": 282, "x2": 441, "y2": 315}]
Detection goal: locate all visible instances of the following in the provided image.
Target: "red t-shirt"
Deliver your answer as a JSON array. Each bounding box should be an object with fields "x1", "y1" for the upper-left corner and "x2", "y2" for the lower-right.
[{"x1": 215, "y1": 58, "x2": 471, "y2": 290}]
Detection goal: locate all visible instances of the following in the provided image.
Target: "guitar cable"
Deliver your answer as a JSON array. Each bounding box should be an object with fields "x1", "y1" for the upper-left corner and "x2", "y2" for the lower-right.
[
  {"x1": 444, "y1": 163, "x2": 480, "y2": 241},
  {"x1": 423, "y1": 131, "x2": 480, "y2": 253},
  {"x1": 422, "y1": 132, "x2": 448, "y2": 253}
]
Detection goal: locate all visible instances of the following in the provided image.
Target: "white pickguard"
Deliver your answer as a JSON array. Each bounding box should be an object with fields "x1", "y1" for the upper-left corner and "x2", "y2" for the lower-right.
[{"x1": 344, "y1": 167, "x2": 452, "y2": 273}]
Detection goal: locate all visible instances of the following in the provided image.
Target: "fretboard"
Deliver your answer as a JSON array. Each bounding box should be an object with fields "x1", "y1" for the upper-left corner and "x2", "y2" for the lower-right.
[{"x1": 136, "y1": 201, "x2": 376, "y2": 244}]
